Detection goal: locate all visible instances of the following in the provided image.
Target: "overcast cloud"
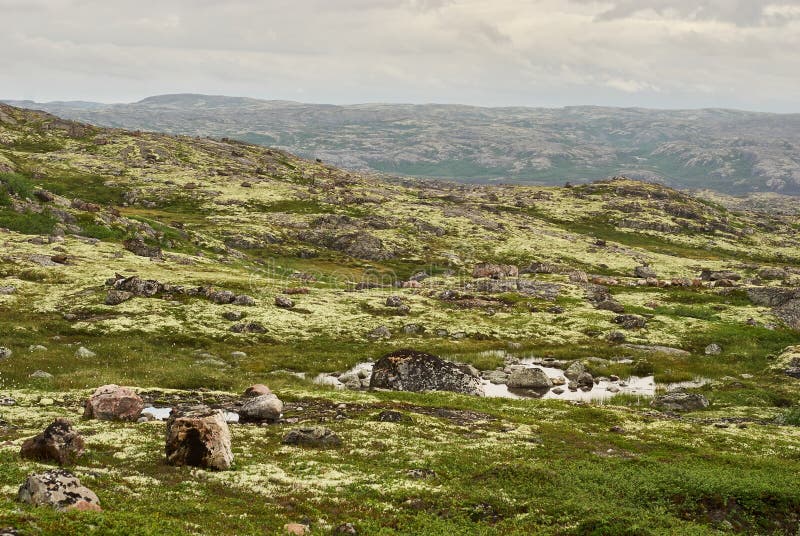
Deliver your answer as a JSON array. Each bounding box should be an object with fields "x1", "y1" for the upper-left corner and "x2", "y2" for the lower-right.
[{"x1": 1, "y1": 0, "x2": 799, "y2": 111}]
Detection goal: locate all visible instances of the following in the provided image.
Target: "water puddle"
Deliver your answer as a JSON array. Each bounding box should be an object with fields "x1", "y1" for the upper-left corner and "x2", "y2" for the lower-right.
[
  {"x1": 141, "y1": 406, "x2": 240, "y2": 423},
  {"x1": 314, "y1": 353, "x2": 709, "y2": 403}
]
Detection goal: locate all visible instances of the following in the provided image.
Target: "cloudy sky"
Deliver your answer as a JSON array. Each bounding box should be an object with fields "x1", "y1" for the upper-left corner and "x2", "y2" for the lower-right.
[{"x1": 1, "y1": 0, "x2": 799, "y2": 111}]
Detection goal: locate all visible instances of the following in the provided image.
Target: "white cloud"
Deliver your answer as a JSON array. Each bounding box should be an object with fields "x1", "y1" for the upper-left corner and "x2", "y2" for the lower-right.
[{"x1": 0, "y1": 0, "x2": 798, "y2": 111}]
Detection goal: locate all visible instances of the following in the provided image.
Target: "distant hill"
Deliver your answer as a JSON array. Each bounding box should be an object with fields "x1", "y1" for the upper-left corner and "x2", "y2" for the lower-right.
[{"x1": 5, "y1": 94, "x2": 800, "y2": 195}]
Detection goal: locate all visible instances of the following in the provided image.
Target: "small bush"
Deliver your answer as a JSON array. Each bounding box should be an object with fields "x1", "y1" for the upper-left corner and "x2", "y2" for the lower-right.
[{"x1": 0, "y1": 172, "x2": 35, "y2": 199}]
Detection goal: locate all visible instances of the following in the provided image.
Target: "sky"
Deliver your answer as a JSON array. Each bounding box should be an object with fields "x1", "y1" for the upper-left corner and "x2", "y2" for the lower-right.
[{"x1": 1, "y1": 0, "x2": 799, "y2": 111}]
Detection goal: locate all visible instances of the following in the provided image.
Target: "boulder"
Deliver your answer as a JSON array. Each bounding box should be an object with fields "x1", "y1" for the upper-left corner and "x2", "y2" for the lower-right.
[
  {"x1": 17, "y1": 469, "x2": 101, "y2": 512},
  {"x1": 705, "y1": 343, "x2": 722, "y2": 355},
  {"x1": 165, "y1": 407, "x2": 233, "y2": 470},
  {"x1": 0, "y1": 285, "x2": 16, "y2": 295},
  {"x1": 223, "y1": 310, "x2": 245, "y2": 321},
  {"x1": 207, "y1": 290, "x2": 236, "y2": 304},
  {"x1": 369, "y1": 349, "x2": 484, "y2": 396},
  {"x1": 758, "y1": 267, "x2": 789, "y2": 280},
  {"x1": 233, "y1": 294, "x2": 256, "y2": 306},
  {"x1": 30, "y1": 370, "x2": 53, "y2": 379},
  {"x1": 650, "y1": 392, "x2": 709, "y2": 412},
  {"x1": 282, "y1": 426, "x2": 342, "y2": 448},
  {"x1": 20, "y1": 418, "x2": 84, "y2": 465},
  {"x1": 700, "y1": 269, "x2": 741, "y2": 282},
  {"x1": 112, "y1": 275, "x2": 163, "y2": 297},
  {"x1": 595, "y1": 299, "x2": 625, "y2": 313},
  {"x1": 506, "y1": 367, "x2": 552, "y2": 389},
  {"x1": 239, "y1": 393, "x2": 283, "y2": 423},
  {"x1": 83, "y1": 384, "x2": 144, "y2": 421},
  {"x1": 0, "y1": 347, "x2": 11, "y2": 360}
]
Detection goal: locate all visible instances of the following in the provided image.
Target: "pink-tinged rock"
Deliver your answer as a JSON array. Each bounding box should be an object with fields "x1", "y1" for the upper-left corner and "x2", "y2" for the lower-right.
[{"x1": 83, "y1": 384, "x2": 144, "y2": 421}]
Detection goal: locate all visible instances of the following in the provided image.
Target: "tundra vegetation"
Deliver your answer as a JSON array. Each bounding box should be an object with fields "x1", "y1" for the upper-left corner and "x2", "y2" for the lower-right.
[{"x1": 0, "y1": 103, "x2": 799, "y2": 535}]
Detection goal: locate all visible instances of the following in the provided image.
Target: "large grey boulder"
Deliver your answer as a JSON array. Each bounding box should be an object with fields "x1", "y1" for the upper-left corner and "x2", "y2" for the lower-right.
[
  {"x1": 17, "y1": 469, "x2": 101, "y2": 512},
  {"x1": 369, "y1": 349, "x2": 484, "y2": 396},
  {"x1": 165, "y1": 407, "x2": 233, "y2": 470},
  {"x1": 651, "y1": 392, "x2": 709, "y2": 412},
  {"x1": 239, "y1": 393, "x2": 283, "y2": 423},
  {"x1": 506, "y1": 367, "x2": 553, "y2": 389}
]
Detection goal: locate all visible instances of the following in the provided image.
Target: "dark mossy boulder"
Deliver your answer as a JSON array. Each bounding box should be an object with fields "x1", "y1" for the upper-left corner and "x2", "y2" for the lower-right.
[{"x1": 369, "y1": 349, "x2": 484, "y2": 396}]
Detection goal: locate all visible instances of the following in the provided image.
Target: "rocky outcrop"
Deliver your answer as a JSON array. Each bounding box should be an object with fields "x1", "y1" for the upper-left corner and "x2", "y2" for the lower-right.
[
  {"x1": 472, "y1": 263, "x2": 519, "y2": 279},
  {"x1": 83, "y1": 385, "x2": 144, "y2": 421},
  {"x1": 650, "y1": 392, "x2": 709, "y2": 412},
  {"x1": 745, "y1": 287, "x2": 800, "y2": 329},
  {"x1": 123, "y1": 237, "x2": 162, "y2": 259},
  {"x1": 17, "y1": 469, "x2": 101, "y2": 512},
  {"x1": 369, "y1": 349, "x2": 484, "y2": 396},
  {"x1": 165, "y1": 407, "x2": 233, "y2": 470},
  {"x1": 20, "y1": 418, "x2": 84, "y2": 465},
  {"x1": 282, "y1": 426, "x2": 342, "y2": 448}
]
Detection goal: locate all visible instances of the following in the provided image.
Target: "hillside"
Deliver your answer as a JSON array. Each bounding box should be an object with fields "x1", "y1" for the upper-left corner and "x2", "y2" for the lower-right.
[
  {"x1": 1, "y1": 103, "x2": 800, "y2": 535},
  {"x1": 6, "y1": 94, "x2": 800, "y2": 195}
]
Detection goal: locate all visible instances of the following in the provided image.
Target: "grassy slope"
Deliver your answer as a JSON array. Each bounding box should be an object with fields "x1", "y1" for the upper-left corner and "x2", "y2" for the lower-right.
[{"x1": 1, "y1": 104, "x2": 800, "y2": 534}]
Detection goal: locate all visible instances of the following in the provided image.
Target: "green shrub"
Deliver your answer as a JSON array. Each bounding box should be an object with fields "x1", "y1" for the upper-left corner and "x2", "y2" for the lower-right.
[{"x1": 0, "y1": 172, "x2": 35, "y2": 199}]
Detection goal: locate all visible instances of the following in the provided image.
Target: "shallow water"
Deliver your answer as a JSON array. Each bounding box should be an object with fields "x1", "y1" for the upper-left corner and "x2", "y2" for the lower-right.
[
  {"x1": 141, "y1": 406, "x2": 240, "y2": 423},
  {"x1": 314, "y1": 357, "x2": 708, "y2": 402}
]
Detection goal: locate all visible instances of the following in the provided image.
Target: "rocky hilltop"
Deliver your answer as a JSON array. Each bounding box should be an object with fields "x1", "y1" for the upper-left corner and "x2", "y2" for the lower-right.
[
  {"x1": 1, "y1": 103, "x2": 800, "y2": 535},
  {"x1": 7, "y1": 94, "x2": 800, "y2": 195}
]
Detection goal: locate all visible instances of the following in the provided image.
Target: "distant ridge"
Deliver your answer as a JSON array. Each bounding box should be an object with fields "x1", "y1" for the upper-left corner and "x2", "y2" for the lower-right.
[{"x1": 5, "y1": 93, "x2": 800, "y2": 195}]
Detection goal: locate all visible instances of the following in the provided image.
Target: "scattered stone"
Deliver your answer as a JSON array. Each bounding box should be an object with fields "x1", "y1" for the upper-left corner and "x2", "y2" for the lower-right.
[
  {"x1": 622, "y1": 344, "x2": 690, "y2": 356},
  {"x1": 370, "y1": 349, "x2": 484, "y2": 396},
  {"x1": 105, "y1": 289, "x2": 133, "y2": 305},
  {"x1": 233, "y1": 294, "x2": 256, "y2": 306},
  {"x1": 705, "y1": 343, "x2": 723, "y2": 355},
  {"x1": 123, "y1": 237, "x2": 162, "y2": 259},
  {"x1": 223, "y1": 311, "x2": 245, "y2": 321},
  {"x1": 30, "y1": 370, "x2": 53, "y2": 379},
  {"x1": 375, "y1": 410, "x2": 411, "y2": 423},
  {"x1": 29, "y1": 345, "x2": 47, "y2": 352},
  {"x1": 20, "y1": 418, "x2": 84, "y2": 465},
  {"x1": 17, "y1": 469, "x2": 101, "y2": 512},
  {"x1": 275, "y1": 295, "x2": 295, "y2": 308},
  {"x1": 0, "y1": 347, "x2": 11, "y2": 360},
  {"x1": 208, "y1": 290, "x2": 236, "y2": 304},
  {"x1": 650, "y1": 392, "x2": 710, "y2": 412},
  {"x1": 282, "y1": 426, "x2": 342, "y2": 448},
  {"x1": 596, "y1": 299, "x2": 625, "y2": 313},
  {"x1": 402, "y1": 323, "x2": 423, "y2": 335},
  {"x1": 75, "y1": 347, "x2": 96, "y2": 358},
  {"x1": 506, "y1": 367, "x2": 553, "y2": 389},
  {"x1": 758, "y1": 267, "x2": 789, "y2": 280},
  {"x1": 385, "y1": 295, "x2": 403, "y2": 307},
  {"x1": 472, "y1": 263, "x2": 518, "y2": 279},
  {"x1": 231, "y1": 351, "x2": 247, "y2": 358},
  {"x1": 613, "y1": 314, "x2": 647, "y2": 329},
  {"x1": 165, "y1": 407, "x2": 233, "y2": 470},
  {"x1": 230, "y1": 321, "x2": 267, "y2": 334},
  {"x1": 564, "y1": 362, "x2": 585, "y2": 381},
  {"x1": 609, "y1": 426, "x2": 625, "y2": 433},
  {"x1": 634, "y1": 265, "x2": 657, "y2": 278},
  {"x1": 367, "y1": 325, "x2": 392, "y2": 340},
  {"x1": 0, "y1": 286, "x2": 16, "y2": 295},
  {"x1": 83, "y1": 384, "x2": 144, "y2": 421},
  {"x1": 607, "y1": 331, "x2": 627, "y2": 343},
  {"x1": 573, "y1": 371, "x2": 592, "y2": 388},
  {"x1": 239, "y1": 393, "x2": 283, "y2": 423},
  {"x1": 551, "y1": 388, "x2": 564, "y2": 394}
]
